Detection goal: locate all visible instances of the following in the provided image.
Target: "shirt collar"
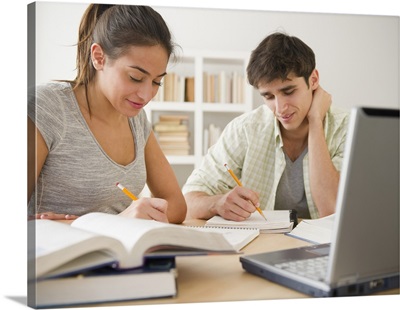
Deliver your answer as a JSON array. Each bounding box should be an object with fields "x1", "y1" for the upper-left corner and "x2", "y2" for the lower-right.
[{"x1": 274, "y1": 117, "x2": 284, "y2": 148}]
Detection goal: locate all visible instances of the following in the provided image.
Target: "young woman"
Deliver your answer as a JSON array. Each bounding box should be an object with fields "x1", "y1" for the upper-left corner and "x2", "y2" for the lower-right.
[{"x1": 28, "y1": 4, "x2": 187, "y2": 223}]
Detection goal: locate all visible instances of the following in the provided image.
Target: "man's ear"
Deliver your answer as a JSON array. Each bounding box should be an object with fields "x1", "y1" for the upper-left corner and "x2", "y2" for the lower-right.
[
  {"x1": 309, "y1": 69, "x2": 319, "y2": 90},
  {"x1": 91, "y1": 43, "x2": 105, "y2": 70}
]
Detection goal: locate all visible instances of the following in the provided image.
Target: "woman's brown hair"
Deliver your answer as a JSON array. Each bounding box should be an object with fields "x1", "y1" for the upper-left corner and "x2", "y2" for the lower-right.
[{"x1": 73, "y1": 4, "x2": 176, "y2": 87}]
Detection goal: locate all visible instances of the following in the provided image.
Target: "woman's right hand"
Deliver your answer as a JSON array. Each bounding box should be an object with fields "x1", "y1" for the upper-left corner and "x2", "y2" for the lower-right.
[{"x1": 118, "y1": 197, "x2": 169, "y2": 223}]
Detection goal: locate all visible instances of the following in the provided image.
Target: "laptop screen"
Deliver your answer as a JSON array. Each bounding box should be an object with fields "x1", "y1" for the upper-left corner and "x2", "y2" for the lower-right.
[{"x1": 328, "y1": 107, "x2": 399, "y2": 286}]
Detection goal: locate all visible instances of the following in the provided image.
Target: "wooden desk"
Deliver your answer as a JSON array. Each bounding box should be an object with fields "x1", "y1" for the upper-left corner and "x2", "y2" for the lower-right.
[{"x1": 94, "y1": 219, "x2": 398, "y2": 307}]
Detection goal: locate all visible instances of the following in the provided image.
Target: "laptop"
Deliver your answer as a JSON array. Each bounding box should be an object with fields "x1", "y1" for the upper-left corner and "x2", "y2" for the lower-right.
[{"x1": 240, "y1": 106, "x2": 399, "y2": 297}]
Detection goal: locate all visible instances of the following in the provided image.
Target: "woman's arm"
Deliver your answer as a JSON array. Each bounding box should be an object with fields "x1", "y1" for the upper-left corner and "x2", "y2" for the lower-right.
[
  {"x1": 28, "y1": 118, "x2": 79, "y2": 220},
  {"x1": 144, "y1": 131, "x2": 187, "y2": 223},
  {"x1": 28, "y1": 117, "x2": 48, "y2": 203}
]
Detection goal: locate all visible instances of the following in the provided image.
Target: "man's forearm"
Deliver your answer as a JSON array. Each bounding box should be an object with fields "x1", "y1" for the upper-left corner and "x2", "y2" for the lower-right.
[
  {"x1": 184, "y1": 191, "x2": 223, "y2": 220},
  {"x1": 308, "y1": 120, "x2": 340, "y2": 216}
]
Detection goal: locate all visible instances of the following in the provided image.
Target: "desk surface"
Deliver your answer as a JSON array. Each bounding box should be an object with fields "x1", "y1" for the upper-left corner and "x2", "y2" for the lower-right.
[{"x1": 95, "y1": 219, "x2": 398, "y2": 307}]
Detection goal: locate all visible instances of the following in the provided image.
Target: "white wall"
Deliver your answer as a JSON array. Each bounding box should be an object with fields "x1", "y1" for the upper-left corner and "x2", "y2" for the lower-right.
[{"x1": 34, "y1": 1, "x2": 399, "y2": 110}]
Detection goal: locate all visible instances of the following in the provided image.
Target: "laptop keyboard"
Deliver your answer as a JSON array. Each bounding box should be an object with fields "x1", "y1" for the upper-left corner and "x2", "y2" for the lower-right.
[{"x1": 274, "y1": 256, "x2": 328, "y2": 281}]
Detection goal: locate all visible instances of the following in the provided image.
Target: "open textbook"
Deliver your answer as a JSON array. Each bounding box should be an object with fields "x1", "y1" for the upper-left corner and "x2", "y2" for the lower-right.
[{"x1": 29, "y1": 212, "x2": 260, "y2": 280}]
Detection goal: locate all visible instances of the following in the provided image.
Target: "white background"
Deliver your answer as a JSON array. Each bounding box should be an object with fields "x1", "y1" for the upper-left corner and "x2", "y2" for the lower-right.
[
  {"x1": 35, "y1": 2, "x2": 399, "y2": 110},
  {"x1": 1, "y1": 1, "x2": 399, "y2": 310}
]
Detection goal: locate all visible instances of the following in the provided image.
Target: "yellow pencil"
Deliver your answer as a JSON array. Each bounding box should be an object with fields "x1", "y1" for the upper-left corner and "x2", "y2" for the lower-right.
[
  {"x1": 116, "y1": 182, "x2": 138, "y2": 201},
  {"x1": 224, "y1": 163, "x2": 267, "y2": 221}
]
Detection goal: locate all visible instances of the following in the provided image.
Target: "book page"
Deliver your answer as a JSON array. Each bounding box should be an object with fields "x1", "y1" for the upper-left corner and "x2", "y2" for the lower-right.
[
  {"x1": 72, "y1": 212, "x2": 243, "y2": 269},
  {"x1": 286, "y1": 214, "x2": 335, "y2": 244},
  {"x1": 185, "y1": 226, "x2": 260, "y2": 250},
  {"x1": 302, "y1": 214, "x2": 335, "y2": 229},
  {"x1": 71, "y1": 212, "x2": 169, "y2": 268},
  {"x1": 31, "y1": 220, "x2": 124, "y2": 279}
]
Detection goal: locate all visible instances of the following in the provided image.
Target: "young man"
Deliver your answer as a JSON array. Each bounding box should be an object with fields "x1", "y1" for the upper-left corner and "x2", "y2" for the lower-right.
[{"x1": 182, "y1": 32, "x2": 349, "y2": 221}]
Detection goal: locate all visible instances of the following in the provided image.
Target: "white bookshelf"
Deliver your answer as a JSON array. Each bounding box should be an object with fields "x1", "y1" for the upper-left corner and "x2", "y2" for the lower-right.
[{"x1": 144, "y1": 49, "x2": 254, "y2": 188}]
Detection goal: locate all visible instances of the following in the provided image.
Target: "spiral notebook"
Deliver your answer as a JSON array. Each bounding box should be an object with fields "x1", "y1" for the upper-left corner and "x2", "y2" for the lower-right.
[
  {"x1": 185, "y1": 226, "x2": 260, "y2": 251},
  {"x1": 205, "y1": 210, "x2": 294, "y2": 234}
]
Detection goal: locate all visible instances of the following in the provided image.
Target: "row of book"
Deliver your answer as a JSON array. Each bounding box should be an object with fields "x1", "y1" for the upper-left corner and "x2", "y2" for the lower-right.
[
  {"x1": 153, "y1": 114, "x2": 191, "y2": 156},
  {"x1": 203, "y1": 71, "x2": 245, "y2": 104},
  {"x1": 153, "y1": 71, "x2": 246, "y2": 103},
  {"x1": 203, "y1": 123, "x2": 222, "y2": 155},
  {"x1": 153, "y1": 73, "x2": 194, "y2": 103}
]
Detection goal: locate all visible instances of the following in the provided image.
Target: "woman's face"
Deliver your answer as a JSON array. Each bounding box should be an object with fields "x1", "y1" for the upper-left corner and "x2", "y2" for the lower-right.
[{"x1": 93, "y1": 44, "x2": 169, "y2": 117}]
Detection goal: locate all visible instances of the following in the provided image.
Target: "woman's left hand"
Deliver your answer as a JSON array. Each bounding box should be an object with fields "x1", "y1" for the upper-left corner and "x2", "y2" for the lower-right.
[{"x1": 29, "y1": 212, "x2": 79, "y2": 221}]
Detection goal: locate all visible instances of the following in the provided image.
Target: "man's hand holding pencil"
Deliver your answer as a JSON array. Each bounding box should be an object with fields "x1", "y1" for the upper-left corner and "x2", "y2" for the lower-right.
[
  {"x1": 224, "y1": 164, "x2": 267, "y2": 221},
  {"x1": 203, "y1": 164, "x2": 265, "y2": 222}
]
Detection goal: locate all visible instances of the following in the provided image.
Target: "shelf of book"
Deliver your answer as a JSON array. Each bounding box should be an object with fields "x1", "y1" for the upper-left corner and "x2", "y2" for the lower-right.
[{"x1": 145, "y1": 49, "x2": 254, "y2": 188}]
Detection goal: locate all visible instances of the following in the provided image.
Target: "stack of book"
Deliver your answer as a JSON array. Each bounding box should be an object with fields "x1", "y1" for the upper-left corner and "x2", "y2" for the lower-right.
[
  {"x1": 153, "y1": 114, "x2": 191, "y2": 156},
  {"x1": 28, "y1": 212, "x2": 260, "y2": 308}
]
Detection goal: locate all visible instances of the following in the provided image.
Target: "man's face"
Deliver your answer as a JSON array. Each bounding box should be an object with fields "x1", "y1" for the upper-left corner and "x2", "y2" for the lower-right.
[{"x1": 257, "y1": 71, "x2": 319, "y2": 132}]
